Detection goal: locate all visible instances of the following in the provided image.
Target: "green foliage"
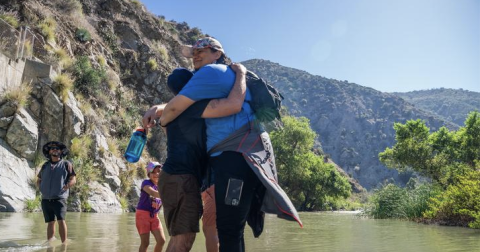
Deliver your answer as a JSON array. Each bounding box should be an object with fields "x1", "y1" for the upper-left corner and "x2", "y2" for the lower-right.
[
  {"x1": 97, "y1": 55, "x2": 106, "y2": 67},
  {"x1": 53, "y1": 73, "x2": 74, "y2": 102},
  {"x1": 25, "y1": 195, "x2": 41, "y2": 212},
  {"x1": 377, "y1": 112, "x2": 480, "y2": 227},
  {"x1": 366, "y1": 181, "x2": 441, "y2": 219},
  {"x1": 119, "y1": 197, "x2": 129, "y2": 210},
  {"x1": 75, "y1": 28, "x2": 91, "y2": 42},
  {"x1": 153, "y1": 41, "x2": 169, "y2": 61},
  {"x1": 146, "y1": 58, "x2": 158, "y2": 71},
  {"x1": 379, "y1": 111, "x2": 480, "y2": 187},
  {"x1": 73, "y1": 56, "x2": 107, "y2": 96},
  {"x1": 0, "y1": 13, "x2": 19, "y2": 28},
  {"x1": 271, "y1": 116, "x2": 351, "y2": 211},
  {"x1": 70, "y1": 135, "x2": 93, "y2": 160},
  {"x1": 0, "y1": 81, "x2": 32, "y2": 111},
  {"x1": 102, "y1": 31, "x2": 119, "y2": 53},
  {"x1": 424, "y1": 168, "x2": 480, "y2": 228},
  {"x1": 44, "y1": 46, "x2": 72, "y2": 69},
  {"x1": 119, "y1": 164, "x2": 138, "y2": 198},
  {"x1": 367, "y1": 184, "x2": 408, "y2": 219},
  {"x1": 38, "y1": 17, "x2": 57, "y2": 43},
  {"x1": 70, "y1": 157, "x2": 100, "y2": 212}
]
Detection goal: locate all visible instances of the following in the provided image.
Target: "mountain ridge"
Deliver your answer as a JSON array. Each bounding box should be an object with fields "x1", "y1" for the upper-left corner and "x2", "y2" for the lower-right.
[{"x1": 242, "y1": 59, "x2": 469, "y2": 189}]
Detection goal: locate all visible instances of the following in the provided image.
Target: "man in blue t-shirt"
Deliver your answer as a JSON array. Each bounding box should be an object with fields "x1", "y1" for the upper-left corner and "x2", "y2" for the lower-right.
[
  {"x1": 143, "y1": 62, "x2": 247, "y2": 252},
  {"x1": 158, "y1": 37, "x2": 262, "y2": 252}
]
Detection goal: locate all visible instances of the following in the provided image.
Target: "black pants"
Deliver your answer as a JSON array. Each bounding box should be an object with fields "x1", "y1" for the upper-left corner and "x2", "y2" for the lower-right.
[
  {"x1": 211, "y1": 151, "x2": 261, "y2": 252},
  {"x1": 41, "y1": 199, "x2": 67, "y2": 223}
]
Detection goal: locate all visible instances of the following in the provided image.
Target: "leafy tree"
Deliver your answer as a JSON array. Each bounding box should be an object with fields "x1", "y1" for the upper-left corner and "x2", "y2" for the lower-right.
[
  {"x1": 377, "y1": 111, "x2": 480, "y2": 228},
  {"x1": 379, "y1": 111, "x2": 480, "y2": 186},
  {"x1": 271, "y1": 116, "x2": 351, "y2": 210},
  {"x1": 425, "y1": 168, "x2": 480, "y2": 228}
]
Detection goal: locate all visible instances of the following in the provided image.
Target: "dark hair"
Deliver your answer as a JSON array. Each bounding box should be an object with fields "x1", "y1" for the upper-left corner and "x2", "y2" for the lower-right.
[
  {"x1": 167, "y1": 68, "x2": 194, "y2": 95},
  {"x1": 209, "y1": 48, "x2": 232, "y2": 65}
]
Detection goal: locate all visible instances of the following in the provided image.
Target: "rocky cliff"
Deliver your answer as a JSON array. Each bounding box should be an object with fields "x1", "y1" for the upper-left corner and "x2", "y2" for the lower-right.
[{"x1": 0, "y1": 0, "x2": 199, "y2": 212}]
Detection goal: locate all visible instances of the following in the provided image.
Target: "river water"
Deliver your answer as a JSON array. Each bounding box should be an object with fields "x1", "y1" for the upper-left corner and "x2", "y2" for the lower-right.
[{"x1": 0, "y1": 211, "x2": 479, "y2": 252}]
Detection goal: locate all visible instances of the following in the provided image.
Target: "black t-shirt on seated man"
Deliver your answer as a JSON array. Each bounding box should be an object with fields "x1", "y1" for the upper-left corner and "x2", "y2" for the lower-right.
[{"x1": 161, "y1": 99, "x2": 211, "y2": 183}]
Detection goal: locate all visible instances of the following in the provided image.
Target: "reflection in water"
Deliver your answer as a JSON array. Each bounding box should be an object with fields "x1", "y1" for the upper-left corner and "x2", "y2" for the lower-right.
[{"x1": 0, "y1": 212, "x2": 479, "y2": 252}]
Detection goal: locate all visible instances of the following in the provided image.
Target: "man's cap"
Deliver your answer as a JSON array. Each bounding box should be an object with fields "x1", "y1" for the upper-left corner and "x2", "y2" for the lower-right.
[
  {"x1": 42, "y1": 141, "x2": 69, "y2": 158},
  {"x1": 181, "y1": 37, "x2": 224, "y2": 58},
  {"x1": 167, "y1": 68, "x2": 194, "y2": 94},
  {"x1": 146, "y1": 161, "x2": 162, "y2": 173}
]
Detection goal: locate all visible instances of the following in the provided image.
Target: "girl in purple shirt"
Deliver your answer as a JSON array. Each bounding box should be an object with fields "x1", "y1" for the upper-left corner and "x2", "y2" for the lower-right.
[{"x1": 136, "y1": 162, "x2": 165, "y2": 252}]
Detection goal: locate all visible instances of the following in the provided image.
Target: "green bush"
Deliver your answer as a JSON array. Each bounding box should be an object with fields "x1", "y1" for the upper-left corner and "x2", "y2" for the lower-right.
[
  {"x1": 367, "y1": 184, "x2": 408, "y2": 219},
  {"x1": 366, "y1": 182, "x2": 442, "y2": 220},
  {"x1": 146, "y1": 58, "x2": 158, "y2": 71},
  {"x1": 70, "y1": 157, "x2": 100, "y2": 212},
  {"x1": 53, "y1": 73, "x2": 74, "y2": 102},
  {"x1": 153, "y1": 41, "x2": 169, "y2": 61},
  {"x1": 73, "y1": 56, "x2": 107, "y2": 96},
  {"x1": 119, "y1": 197, "x2": 129, "y2": 210},
  {"x1": 75, "y1": 28, "x2": 91, "y2": 42},
  {"x1": 38, "y1": 17, "x2": 56, "y2": 43},
  {"x1": 25, "y1": 195, "x2": 41, "y2": 212},
  {"x1": 0, "y1": 81, "x2": 32, "y2": 111},
  {"x1": 425, "y1": 169, "x2": 480, "y2": 228},
  {"x1": 70, "y1": 135, "x2": 93, "y2": 160}
]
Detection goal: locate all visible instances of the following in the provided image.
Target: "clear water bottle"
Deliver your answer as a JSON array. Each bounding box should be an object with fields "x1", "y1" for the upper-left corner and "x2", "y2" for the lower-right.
[{"x1": 124, "y1": 128, "x2": 147, "y2": 163}]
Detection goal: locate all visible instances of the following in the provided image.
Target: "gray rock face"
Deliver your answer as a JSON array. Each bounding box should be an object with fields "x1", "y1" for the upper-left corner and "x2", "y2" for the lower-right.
[
  {"x1": 0, "y1": 138, "x2": 36, "y2": 212},
  {"x1": 0, "y1": 116, "x2": 13, "y2": 129},
  {"x1": 6, "y1": 109, "x2": 39, "y2": 160},
  {"x1": 98, "y1": 154, "x2": 126, "y2": 191},
  {"x1": 86, "y1": 181, "x2": 123, "y2": 213},
  {"x1": 0, "y1": 101, "x2": 17, "y2": 118},
  {"x1": 63, "y1": 92, "x2": 84, "y2": 145},
  {"x1": 40, "y1": 87, "x2": 64, "y2": 147}
]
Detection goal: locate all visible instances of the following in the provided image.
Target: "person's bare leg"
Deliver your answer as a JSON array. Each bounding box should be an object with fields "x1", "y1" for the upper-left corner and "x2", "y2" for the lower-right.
[
  {"x1": 58, "y1": 220, "x2": 67, "y2": 243},
  {"x1": 47, "y1": 221, "x2": 56, "y2": 241},
  {"x1": 203, "y1": 225, "x2": 219, "y2": 252},
  {"x1": 139, "y1": 233, "x2": 150, "y2": 252},
  {"x1": 151, "y1": 229, "x2": 166, "y2": 252},
  {"x1": 165, "y1": 233, "x2": 196, "y2": 252}
]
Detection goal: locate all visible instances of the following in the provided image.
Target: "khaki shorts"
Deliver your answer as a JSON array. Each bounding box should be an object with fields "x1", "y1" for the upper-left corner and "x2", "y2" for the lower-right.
[
  {"x1": 202, "y1": 185, "x2": 216, "y2": 227},
  {"x1": 158, "y1": 171, "x2": 202, "y2": 236}
]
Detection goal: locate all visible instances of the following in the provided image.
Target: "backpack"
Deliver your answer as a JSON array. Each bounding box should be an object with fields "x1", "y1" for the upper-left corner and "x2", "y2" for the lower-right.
[{"x1": 246, "y1": 71, "x2": 284, "y2": 123}]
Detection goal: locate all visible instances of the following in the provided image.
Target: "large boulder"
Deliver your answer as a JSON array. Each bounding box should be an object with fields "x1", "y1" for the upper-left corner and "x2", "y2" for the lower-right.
[
  {"x1": 86, "y1": 181, "x2": 123, "y2": 213},
  {"x1": 6, "y1": 109, "x2": 39, "y2": 160},
  {"x1": 0, "y1": 138, "x2": 36, "y2": 212}
]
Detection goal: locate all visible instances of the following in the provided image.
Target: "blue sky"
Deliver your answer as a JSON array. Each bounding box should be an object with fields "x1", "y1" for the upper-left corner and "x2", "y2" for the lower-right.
[{"x1": 141, "y1": 0, "x2": 480, "y2": 93}]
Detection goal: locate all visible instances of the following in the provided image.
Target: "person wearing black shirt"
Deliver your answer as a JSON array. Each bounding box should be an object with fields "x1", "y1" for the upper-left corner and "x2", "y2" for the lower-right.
[{"x1": 142, "y1": 63, "x2": 246, "y2": 252}]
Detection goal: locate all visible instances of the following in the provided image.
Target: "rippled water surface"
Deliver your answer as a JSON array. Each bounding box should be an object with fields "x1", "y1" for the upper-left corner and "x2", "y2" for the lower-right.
[{"x1": 1, "y1": 211, "x2": 479, "y2": 251}]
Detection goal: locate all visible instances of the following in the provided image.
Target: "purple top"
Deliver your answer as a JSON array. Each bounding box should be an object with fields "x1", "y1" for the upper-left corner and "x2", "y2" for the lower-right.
[{"x1": 136, "y1": 180, "x2": 162, "y2": 217}]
